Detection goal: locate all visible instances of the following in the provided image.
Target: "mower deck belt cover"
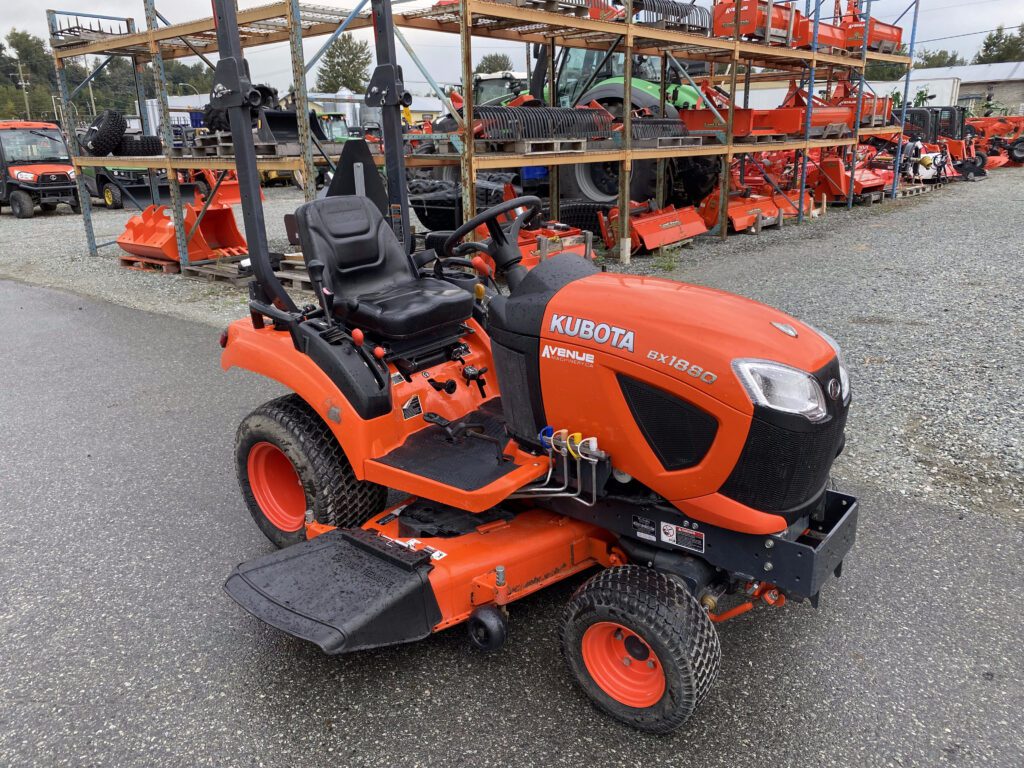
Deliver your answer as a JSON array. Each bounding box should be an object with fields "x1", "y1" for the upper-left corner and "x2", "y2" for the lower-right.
[{"x1": 224, "y1": 528, "x2": 441, "y2": 654}]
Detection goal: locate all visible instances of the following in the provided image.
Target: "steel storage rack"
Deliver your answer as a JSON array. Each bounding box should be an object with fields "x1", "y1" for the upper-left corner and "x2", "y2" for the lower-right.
[{"x1": 47, "y1": 1, "x2": 918, "y2": 266}]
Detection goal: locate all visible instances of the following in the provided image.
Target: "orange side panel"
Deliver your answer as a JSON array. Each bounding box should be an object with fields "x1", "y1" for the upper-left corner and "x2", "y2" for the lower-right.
[{"x1": 364, "y1": 507, "x2": 616, "y2": 629}]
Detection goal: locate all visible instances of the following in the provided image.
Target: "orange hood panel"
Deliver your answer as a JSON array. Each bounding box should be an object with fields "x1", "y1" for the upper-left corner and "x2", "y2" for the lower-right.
[
  {"x1": 543, "y1": 273, "x2": 836, "y2": 411},
  {"x1": 8, "y1": 163, "x2": 73, "y2": 177}
]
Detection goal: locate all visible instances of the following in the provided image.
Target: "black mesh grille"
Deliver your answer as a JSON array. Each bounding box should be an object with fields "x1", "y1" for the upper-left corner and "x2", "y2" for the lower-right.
[
  {"x1": 37, "y1": 173, "x2": 71, "y2": 186},
  {"x1": 617, "y1": 375, "x2": 718, "y2": 470},
  {"x1": 721, "y1": 406, "x2": 847, "y2": 515}
]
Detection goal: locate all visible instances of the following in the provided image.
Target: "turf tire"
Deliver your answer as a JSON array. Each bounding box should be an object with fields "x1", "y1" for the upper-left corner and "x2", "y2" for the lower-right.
[
  {"x1": 235, "y1": 394, "x2": 388, "y2": 548},
  {"x1": 561, "y1": 565, "x2": 721, "y2": 734}
]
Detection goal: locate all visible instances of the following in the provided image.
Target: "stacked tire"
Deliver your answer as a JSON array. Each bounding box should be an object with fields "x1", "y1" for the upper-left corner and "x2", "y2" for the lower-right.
[
  {"x1": 80, "y1": 110, "x2": 162, "y2": 157},
  {"x1": 81, "y1": 110, "x2": 127, "y2": 156},
  {"x1": 113, "y1": 134, "x2": 163, "y2": 156}
]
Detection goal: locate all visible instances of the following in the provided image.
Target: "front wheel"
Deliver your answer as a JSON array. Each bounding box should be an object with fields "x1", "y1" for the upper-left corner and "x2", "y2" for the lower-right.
[
  {"x1": 560, "y1": 565, "x2": 721, "y2": 734},
  {"x1": 9, "y1": 190, "x2": 35, "y2": 219},
  {"x1": 235, "y1": 395, "x2": 388, "y2": 548}
]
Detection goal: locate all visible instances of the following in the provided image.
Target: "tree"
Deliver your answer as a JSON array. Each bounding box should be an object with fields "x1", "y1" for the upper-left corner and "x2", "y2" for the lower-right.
[
  {"x1": 864, "y1": 45, "x2": 909, "y2": 80},
  {"x1": 475, "y1": 53, "x2": 514, "y2": 74},
  {"x1": 315, "y1": 33, "x2": 372, "y2": 93},
  {"x1": 916, "y1": 49, "x2": 965, "y2": 69},
  {"x1": 973, "y1": 24, "x2": 1024, "y2": 64}
]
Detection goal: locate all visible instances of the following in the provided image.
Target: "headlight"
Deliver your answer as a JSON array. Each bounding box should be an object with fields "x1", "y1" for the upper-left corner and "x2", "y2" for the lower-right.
[
  {"x1": 733, "y1": 359, "x2": 828, "y2": 422},
  {"x1": 15, "y1": 171, "x2": 37, "y2": 182},
  {"x1": 67, "y1": 169, "x2": 76, "y2": 179},
  {"x1": 812, "y1": 328, "x2": 850, "y2": 400}
]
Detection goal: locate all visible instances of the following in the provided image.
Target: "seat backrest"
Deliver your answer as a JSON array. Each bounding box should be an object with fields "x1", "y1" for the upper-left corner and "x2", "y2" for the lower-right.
[{"x1": 294, "y1": 195, "x2": 415, "y2": 301}]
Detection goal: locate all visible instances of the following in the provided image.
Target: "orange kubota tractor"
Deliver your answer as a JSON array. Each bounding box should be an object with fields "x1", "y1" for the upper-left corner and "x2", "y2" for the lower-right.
[{"x1": 214, "y1": 0, "x2": 859, "y2": 734}]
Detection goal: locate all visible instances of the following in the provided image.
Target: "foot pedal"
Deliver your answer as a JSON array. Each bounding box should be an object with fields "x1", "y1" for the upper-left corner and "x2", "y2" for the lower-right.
[{"x1": 224, "y1": 529, "x2": 441, "y2": 654}]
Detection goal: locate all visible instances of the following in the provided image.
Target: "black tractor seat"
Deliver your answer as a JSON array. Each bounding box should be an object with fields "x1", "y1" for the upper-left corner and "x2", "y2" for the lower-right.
[{"x1": 295, "y1": 196, "x2": 473, "y2": 340}]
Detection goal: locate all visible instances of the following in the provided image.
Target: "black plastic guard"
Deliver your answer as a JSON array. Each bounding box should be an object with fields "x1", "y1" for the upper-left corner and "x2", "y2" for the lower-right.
[{"x1": 224, "y1": 529, "x2": 441, "y2": 654}]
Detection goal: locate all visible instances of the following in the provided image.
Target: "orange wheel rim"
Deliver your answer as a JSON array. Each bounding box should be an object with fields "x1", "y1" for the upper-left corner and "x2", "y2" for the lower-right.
[
  {"x1": 247, "y1": 442, "x2": 306, "y2": 532},
  {"x1": 581, "y1": 621, "x2": 666, "y2": 708}
]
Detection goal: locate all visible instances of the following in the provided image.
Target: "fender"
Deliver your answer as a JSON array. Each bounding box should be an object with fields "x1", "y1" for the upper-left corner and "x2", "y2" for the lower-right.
[{"x1": 221, "y1": 319, "x2": 394, "y2": 477}]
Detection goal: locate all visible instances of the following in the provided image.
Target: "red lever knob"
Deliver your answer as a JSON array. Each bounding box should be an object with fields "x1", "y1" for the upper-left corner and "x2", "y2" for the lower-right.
[
  {"x1": 373, "y1": 346, "x2": 386, "y2": 359},
  {"x1": 471, "y1": 256, "x2": 491, "y2": 276},
  {"x1": 351, "y1": 328, "x2": 364, "y2": 346}
]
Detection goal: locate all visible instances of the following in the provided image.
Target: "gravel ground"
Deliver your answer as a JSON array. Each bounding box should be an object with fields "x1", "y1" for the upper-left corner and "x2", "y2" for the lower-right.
[{"x1": 0, "y1": 187, "x2": 307, "y2": 328}]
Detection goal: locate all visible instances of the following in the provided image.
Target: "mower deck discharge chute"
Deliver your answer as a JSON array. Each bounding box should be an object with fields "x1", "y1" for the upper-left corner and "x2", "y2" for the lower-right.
[{"x1": 210, "y1": 0, "x2": 860, "y2": 734}]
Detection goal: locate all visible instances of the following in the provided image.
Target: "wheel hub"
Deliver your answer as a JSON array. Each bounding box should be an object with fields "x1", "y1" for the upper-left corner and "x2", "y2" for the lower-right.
[
  {"x1": 581, "y1": 621, "x2": 665, "y2": 708},
  {"x1": 247, "y1": 441, "x2": 306, "y2": 532}
]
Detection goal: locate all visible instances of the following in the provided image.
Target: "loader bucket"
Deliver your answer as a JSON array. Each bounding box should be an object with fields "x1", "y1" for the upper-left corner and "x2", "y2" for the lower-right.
[
  {"x1": 258, "y1": 108, "x2": 329, "y2": 144},
  {"x1": 117, "y1": 204, "x2": 248, "y2": 263}
]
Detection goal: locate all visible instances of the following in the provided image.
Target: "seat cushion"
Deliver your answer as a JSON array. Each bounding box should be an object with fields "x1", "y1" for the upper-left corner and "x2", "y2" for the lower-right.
[{"x1": 349, "y1": 276, "x2": 473, "y2": 340}]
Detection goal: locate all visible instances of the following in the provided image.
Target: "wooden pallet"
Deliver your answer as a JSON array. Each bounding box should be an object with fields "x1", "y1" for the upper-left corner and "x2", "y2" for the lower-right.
[
  {"x1": 180, "y1": 257, "x2": 252, "y2": 286},
  {"x1": 118, "y1": 254, "x2": 180, "y2": 274},
  {"x1": 275, "y1": 259, "x2": 315, "y2": 292},
  {"x1": 497, "y1": 0, "x2": 590, "y2": 17},
  {"x1": 735, "y1": 134, "x2": 790, "y2": 144},
  {"x1": 883, "y1": 183, "x2": 930, "y2": 198},
  {"x1": 633, "y1": 135, "x2": 703, "y2": 149}
]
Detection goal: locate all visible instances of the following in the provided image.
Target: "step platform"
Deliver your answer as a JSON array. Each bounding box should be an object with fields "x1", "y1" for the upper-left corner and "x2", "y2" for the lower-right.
[{"x1": 224, "y1": 528, "x2": 441, "y2": 654}]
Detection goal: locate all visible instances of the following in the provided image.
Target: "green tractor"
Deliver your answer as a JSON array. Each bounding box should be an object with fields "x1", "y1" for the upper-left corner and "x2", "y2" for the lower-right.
[
  {"x1": 409, "y1": 46, "x2": 717, "y2": 229},
  {"x1": 552, "y1": 47, "x2": 707, "y2": 203}
]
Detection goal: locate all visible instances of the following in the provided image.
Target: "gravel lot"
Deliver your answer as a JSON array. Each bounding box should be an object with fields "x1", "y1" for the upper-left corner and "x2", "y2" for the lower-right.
[{"x1": 2, "y1": 172, "x2": 1021, "y2": 519}]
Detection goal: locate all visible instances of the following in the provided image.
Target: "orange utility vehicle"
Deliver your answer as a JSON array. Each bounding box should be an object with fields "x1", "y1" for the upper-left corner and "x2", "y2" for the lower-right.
[
  {"x1": 216, "y1": 0, "x2": 859, "y2": 734},
  {"x1": 0, "y1": 121, "x2": 79, "y2": 218}
]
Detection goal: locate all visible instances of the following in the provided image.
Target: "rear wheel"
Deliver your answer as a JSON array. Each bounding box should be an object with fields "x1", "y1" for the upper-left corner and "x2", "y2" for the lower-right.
[
  {"x1": 9, "y1": 190, "x2": 34, "y2": 219},
  {"x1": 560, "y1": 565, "x2": 721, "y2": 734},
  {"x1": 235, "y1": 394, "x2": 388, "y2": 548}
]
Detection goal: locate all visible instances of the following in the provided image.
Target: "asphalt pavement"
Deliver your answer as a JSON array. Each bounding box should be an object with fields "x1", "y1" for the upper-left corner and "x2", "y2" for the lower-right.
[{"x1": 0, "y1": 278, "x2": 1021, "y2": 768}]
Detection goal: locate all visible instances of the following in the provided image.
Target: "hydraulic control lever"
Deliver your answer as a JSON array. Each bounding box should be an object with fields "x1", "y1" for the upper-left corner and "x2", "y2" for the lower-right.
[{"x1": 461, "y1": 365, "x2": 488, "y2": 397}]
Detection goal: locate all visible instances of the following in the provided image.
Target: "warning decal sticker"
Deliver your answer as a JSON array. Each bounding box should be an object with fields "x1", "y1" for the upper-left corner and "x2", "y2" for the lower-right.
[{"x1": 660, "y1": 522, "x2": 706, "y2": 554}]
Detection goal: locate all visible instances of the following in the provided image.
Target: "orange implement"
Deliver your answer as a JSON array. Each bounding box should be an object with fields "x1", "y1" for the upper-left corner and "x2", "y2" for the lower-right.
[{"x1": 117, "y1": 203, "x2": 248, "y2": 263}]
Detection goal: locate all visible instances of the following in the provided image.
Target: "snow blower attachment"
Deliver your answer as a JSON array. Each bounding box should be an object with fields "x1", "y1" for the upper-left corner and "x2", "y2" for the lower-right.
[{"x1": 211, "y1": 0, "x2": 861, "y2": 735}]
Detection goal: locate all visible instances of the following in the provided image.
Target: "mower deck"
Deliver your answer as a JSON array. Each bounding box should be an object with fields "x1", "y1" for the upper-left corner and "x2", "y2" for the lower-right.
[{"x1": 225, "y1": 505, "x2": 616, "y2": 652}]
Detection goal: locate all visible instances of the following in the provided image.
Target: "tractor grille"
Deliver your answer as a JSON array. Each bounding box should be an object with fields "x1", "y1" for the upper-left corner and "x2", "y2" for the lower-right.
[
  {"x1": 618, "y1": 375, "x2": 718, "y2": 470},
  {"x1": 721, "y1": 405, "x2": 848, "y2": 516},
  {"x1": 37, "y1": 173, "x2": 71, "y2": 186}
]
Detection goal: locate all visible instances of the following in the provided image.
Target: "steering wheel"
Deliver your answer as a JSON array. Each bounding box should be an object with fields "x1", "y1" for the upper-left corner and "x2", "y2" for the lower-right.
[{"x1": 442, "y1": 196, "x2": 543, "y2": 275}]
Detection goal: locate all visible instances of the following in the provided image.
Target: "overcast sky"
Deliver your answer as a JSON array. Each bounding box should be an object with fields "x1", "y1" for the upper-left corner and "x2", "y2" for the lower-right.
[{"x1": 5, "y1": 0, "x2": 1023, "y2": 96}]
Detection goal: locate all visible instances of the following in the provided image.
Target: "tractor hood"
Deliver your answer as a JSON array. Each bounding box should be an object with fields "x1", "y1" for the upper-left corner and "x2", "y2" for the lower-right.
[{"x1": 542, "y1": 272, "x2": 837, "y2": 411}]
